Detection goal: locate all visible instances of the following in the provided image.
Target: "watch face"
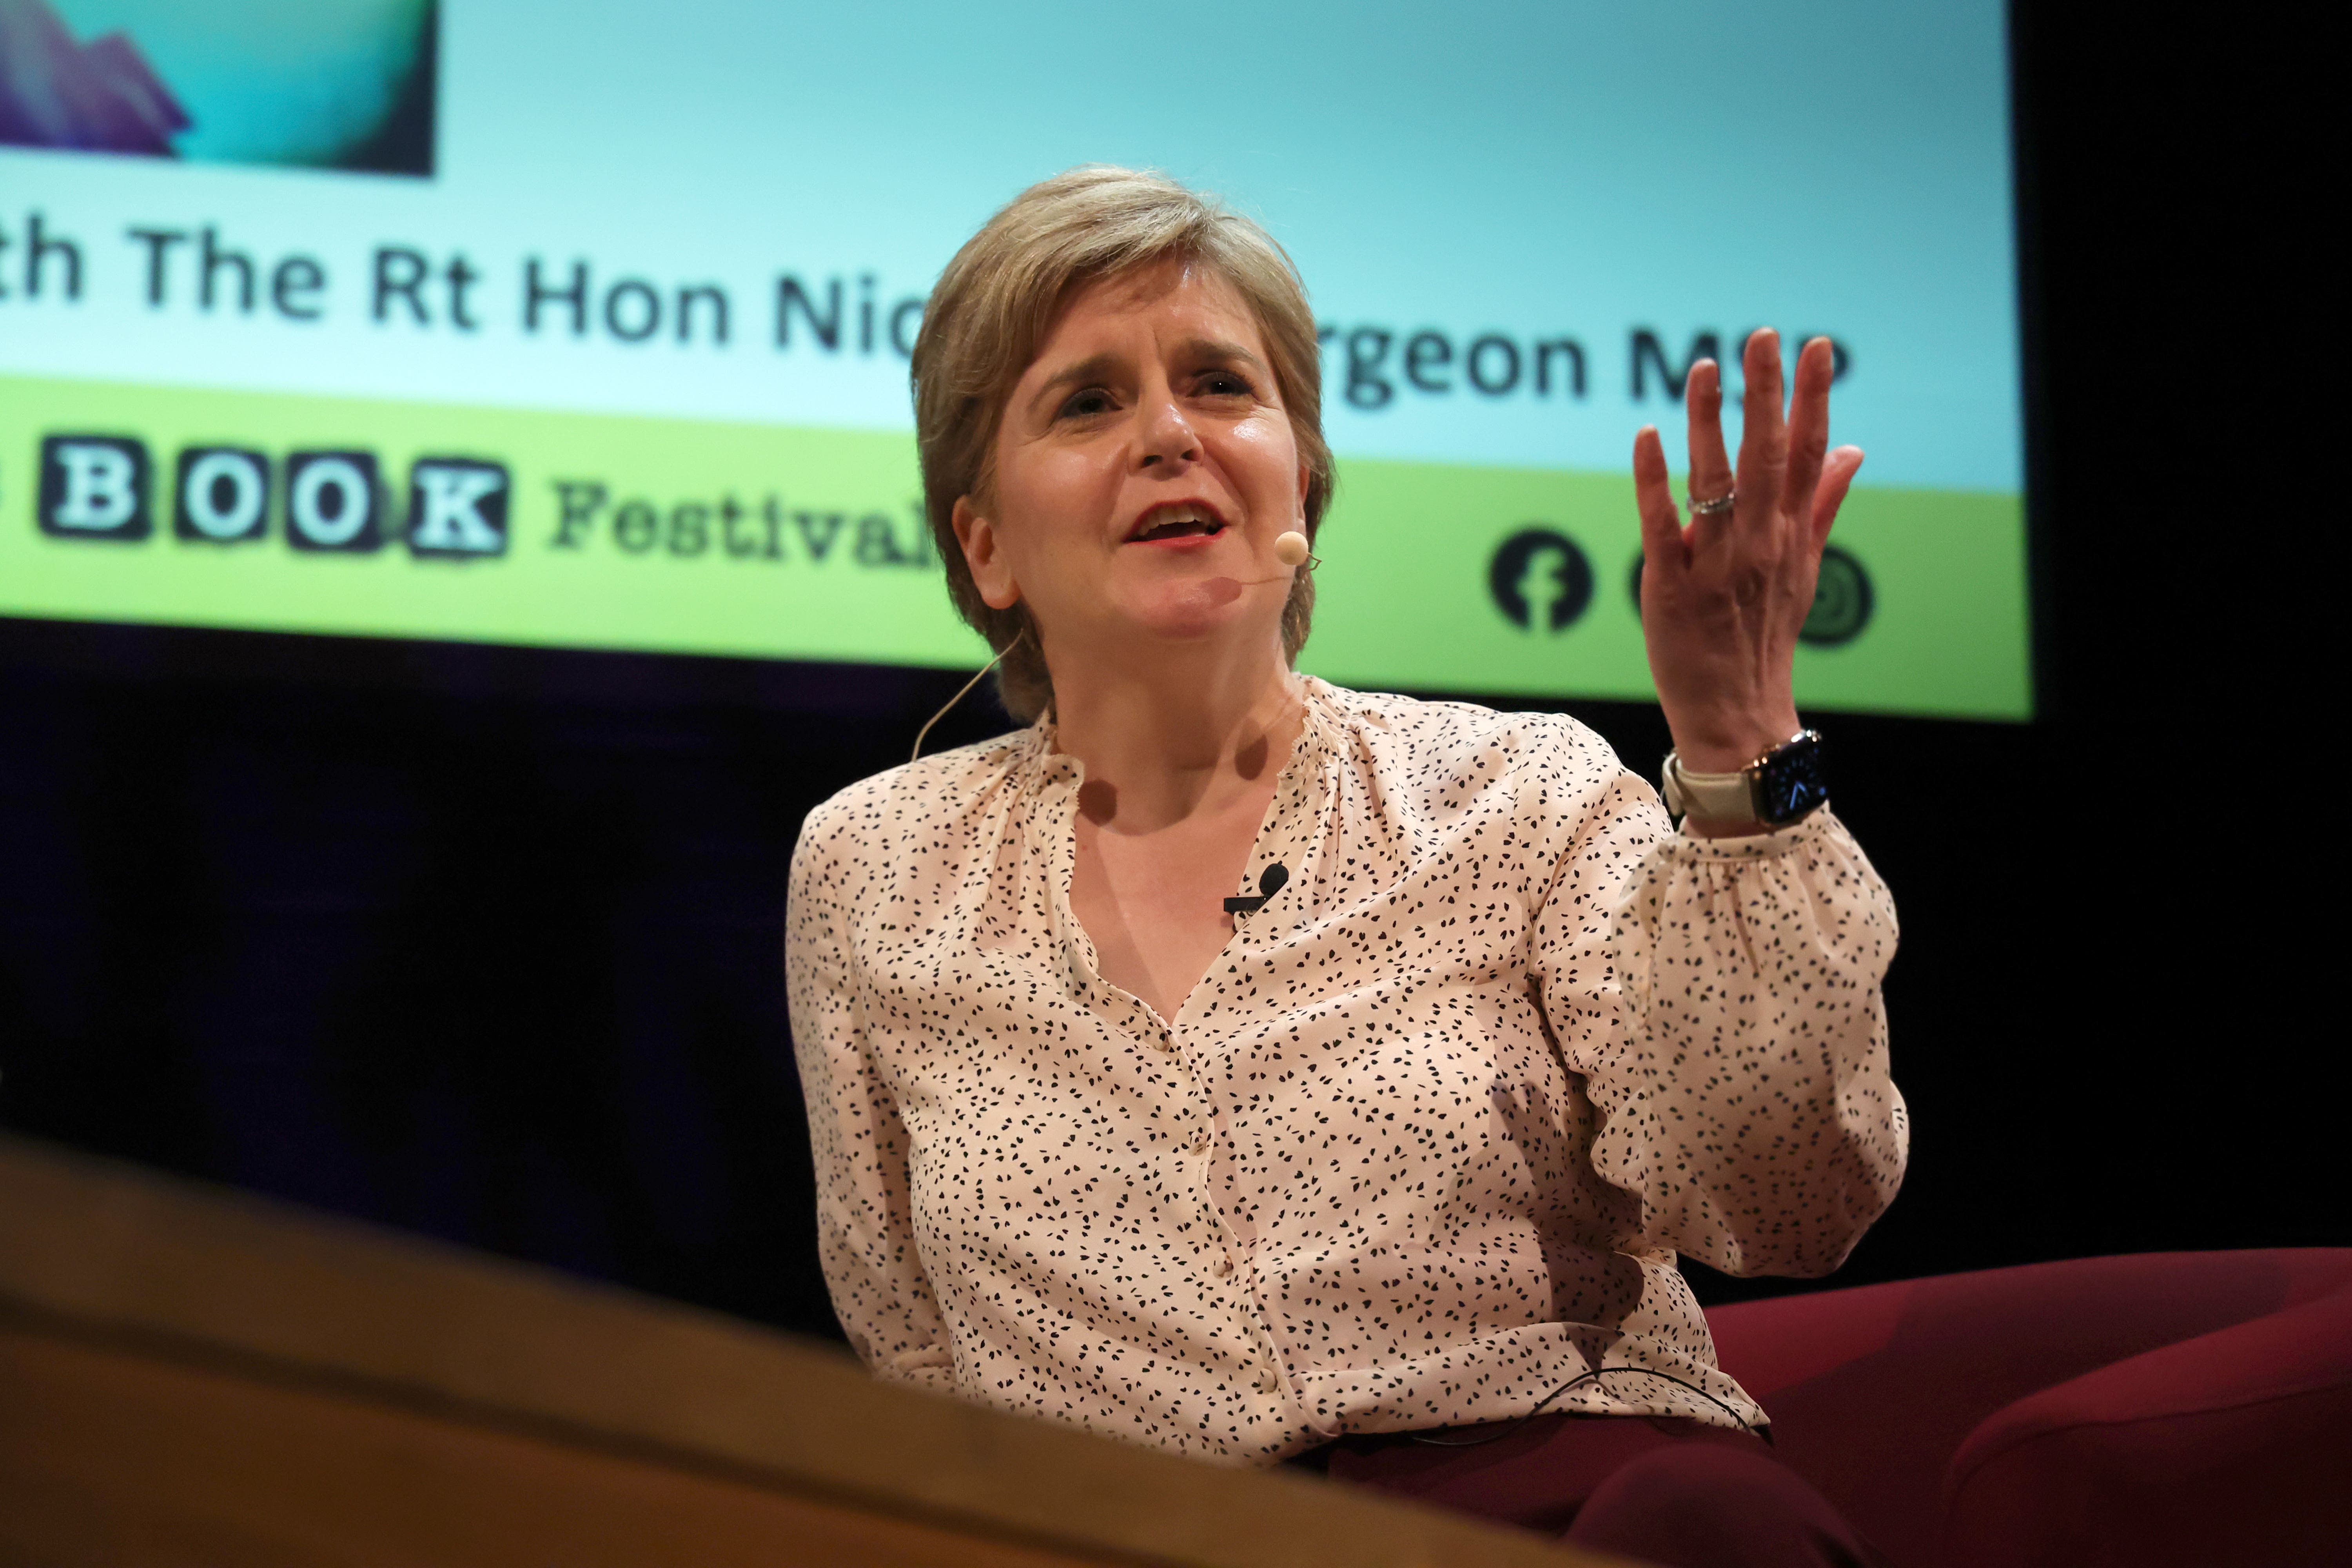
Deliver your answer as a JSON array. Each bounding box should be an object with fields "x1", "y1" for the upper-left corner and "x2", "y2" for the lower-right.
[{"x1": 1754, "y1": 733, "x2": 1829, "y2": 825}]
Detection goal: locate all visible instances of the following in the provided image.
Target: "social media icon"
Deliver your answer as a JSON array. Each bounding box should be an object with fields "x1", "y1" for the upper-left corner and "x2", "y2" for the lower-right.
[{"x1": 1489, "y1": 526, "x2": 1593, "y2": 633}]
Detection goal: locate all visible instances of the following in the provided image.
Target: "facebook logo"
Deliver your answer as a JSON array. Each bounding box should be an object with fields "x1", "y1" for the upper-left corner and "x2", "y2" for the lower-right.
[
  {"x1": 406, "y1": 459, "x2": 510, "y2": 557},
  {"x1": 38, "y1": 436, "x2": 151, "y2": 540}
]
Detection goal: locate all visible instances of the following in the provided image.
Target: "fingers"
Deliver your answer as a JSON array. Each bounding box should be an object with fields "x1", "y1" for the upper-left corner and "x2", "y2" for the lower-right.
[
  {"x1": 1733, "y1": 328, "x2": 1786, "y2": 524},
  {"x1": 1783, "y1": 336, "x2": 1835, "y2": 517},
  {"x1": 1632, "y1": 425, "x2": 1685, "y2": 573},
  {"x1": 1683, "y1": 359, "x2": 1733, "y2": 524},
  {"x1": 1809, "y1": 445, "x2": 1865, "y2": 547}
]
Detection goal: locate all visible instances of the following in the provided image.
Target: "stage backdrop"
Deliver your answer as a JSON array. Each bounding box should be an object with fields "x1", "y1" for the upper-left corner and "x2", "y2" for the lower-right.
[{"x1": 1, "y1": 0, "x2": 2027, "y2": 718}]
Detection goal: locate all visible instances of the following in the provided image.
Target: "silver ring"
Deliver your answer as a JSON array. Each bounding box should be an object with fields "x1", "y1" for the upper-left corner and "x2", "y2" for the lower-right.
[{"x1": 1686, "y1": 488, "x2": 1736, "y2": 517}]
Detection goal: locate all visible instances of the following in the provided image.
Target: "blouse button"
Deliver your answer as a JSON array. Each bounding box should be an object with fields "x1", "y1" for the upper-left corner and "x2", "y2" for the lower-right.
[
  {"x1": 1212, "y1": 1254, "x2": 1235, "y2": 1278},
  {"x1": 1255, "y1": 1367, "x2": 1282, "y2": 1395},
  {"x1": 1189, "y1": 1127, "x2": 1212, "y2": 1154},
  {"x1": 1154, "y1": 1035, "x2": 1178, "y2": 1054}
]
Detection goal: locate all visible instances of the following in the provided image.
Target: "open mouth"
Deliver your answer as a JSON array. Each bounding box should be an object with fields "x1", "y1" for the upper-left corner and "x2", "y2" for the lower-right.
[{"x1": 1125, "y1": 503, "x2": 1229, "y2": 544}]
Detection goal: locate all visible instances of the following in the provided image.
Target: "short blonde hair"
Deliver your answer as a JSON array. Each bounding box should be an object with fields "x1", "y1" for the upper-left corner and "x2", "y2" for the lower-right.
[{"x1": 911, "y1": 166, "x2": 1334, "y2": 722}]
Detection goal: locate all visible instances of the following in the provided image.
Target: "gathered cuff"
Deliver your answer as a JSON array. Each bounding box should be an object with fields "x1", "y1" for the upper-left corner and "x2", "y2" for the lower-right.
[{"x1": 1661, "y1": 803, "x2": 1848, "y2": 862}]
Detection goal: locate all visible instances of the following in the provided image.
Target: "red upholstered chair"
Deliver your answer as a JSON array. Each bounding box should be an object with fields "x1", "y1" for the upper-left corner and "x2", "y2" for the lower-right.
[{"x1": 1703, "y1": 1250, "x2": 2352, "y2": 1568}]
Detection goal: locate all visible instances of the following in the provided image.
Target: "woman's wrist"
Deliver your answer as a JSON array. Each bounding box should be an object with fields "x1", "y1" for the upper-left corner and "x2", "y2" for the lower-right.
[
  {"x1": 1662, "y1": 750, "x2": 1766, "y2": 836},
  {"x1": 1662, "y1": 719, "x2": 1828, "y2": 838},
  {"x1": 1664, "y1": 711, "x2": 1802, "y2": 775}
]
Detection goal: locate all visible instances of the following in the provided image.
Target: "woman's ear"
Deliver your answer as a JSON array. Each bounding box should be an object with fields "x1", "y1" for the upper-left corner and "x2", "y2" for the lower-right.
[{"x1": 952, "y1": 496, "x2": 1021, "y2": 610}]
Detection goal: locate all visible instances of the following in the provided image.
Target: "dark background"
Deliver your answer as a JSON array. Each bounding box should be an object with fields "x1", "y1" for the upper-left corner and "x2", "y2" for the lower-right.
[{"x1": 0, "y1": 4, "x2": 2323, "y2": 1341}]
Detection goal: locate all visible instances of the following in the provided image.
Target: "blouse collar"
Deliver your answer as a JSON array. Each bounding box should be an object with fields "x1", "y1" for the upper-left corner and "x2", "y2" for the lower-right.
[{"x1": 1014, "y1": 673, "x2": 1343, "y2": 800}]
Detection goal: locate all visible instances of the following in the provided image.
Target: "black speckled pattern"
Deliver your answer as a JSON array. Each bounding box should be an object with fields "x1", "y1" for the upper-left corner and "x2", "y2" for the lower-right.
[{"x1": 787, "y1": 678, "x2": 1905, "y2": 1465}]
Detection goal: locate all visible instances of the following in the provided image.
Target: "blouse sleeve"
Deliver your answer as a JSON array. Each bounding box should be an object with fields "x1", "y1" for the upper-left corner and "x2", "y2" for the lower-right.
[
  {"x1": 786, "y1": 802, "x2": 955, "y2": 1391},
  {"x1": 1527, "y1": 754, "x2": 1907, "y2": 1278}
]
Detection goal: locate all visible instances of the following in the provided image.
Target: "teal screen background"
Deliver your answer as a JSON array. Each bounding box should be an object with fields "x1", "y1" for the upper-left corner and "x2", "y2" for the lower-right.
[{"x1": 1, "y1": 0, "x2": 2027, "y2": 715}]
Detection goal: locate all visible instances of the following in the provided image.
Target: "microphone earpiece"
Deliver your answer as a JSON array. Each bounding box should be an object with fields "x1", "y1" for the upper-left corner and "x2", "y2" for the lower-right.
[{"x1": 1274, "y1": 531, "x2": 1311, "y2": 567}]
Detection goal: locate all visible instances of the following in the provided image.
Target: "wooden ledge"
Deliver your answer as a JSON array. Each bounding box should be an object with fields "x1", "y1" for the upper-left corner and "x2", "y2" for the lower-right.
[{"x1": 0, "y1": 1134, "x2": 1630, "y2": 1568}]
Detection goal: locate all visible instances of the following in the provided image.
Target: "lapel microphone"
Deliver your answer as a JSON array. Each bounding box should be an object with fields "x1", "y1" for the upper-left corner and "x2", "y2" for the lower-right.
[
  {"x1": 1220, "y1": 534, "x2": 1311, "y2": 920},
  {"x1": 1225, "y1": 862, "x2": 1289, "y2": 916}
]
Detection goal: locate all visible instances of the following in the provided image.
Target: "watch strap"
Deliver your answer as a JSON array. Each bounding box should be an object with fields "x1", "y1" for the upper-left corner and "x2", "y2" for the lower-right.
[
  {"x1": 1661, "y1": 730, "x2": 1824, "y2": 828},
  {"x1": 1661, "y1": 753, "x2": 1757, "y2": 824}
]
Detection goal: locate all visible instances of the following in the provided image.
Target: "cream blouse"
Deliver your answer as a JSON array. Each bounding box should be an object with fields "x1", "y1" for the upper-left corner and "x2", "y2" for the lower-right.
[{"x1": 786, "y1": 677, "x2": 1906, "y2": 1464}]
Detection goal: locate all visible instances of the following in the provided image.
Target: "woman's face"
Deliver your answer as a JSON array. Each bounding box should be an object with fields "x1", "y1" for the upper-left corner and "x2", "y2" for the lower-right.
[{"x1": 953, "y1": 260, "x2": 1308, "y2": 672}]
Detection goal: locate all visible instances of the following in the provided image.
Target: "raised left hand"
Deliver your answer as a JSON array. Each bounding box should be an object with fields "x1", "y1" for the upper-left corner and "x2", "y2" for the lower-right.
[{"x1": 1633, "y1": 329, "x2": 1863, "y2": 775}]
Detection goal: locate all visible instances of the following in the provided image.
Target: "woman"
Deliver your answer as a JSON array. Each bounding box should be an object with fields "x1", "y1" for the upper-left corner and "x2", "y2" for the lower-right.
[{"x1": 788, "y1": 166, "x2": 1904, "y2": 1566}]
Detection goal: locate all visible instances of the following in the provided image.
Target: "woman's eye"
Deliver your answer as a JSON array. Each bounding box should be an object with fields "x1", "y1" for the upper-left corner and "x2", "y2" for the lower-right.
[
  {"x1": 1058, "y1": 388, "x2": 1116, "y2": 419},
  {"x1": 1198, "y1": 372, "x2": 1252, "y2": 397}
]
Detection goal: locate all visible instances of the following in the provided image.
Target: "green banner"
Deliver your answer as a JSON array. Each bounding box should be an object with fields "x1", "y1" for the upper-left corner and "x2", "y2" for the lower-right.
[{"x1": 0, "y1": 374, "x2": 2030, "y2": 719}]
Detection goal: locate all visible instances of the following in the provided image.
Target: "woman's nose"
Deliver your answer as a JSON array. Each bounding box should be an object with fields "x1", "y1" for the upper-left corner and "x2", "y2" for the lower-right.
[{"x1": 1134, "y1": 392, "x2": 1199, "y2": 470}]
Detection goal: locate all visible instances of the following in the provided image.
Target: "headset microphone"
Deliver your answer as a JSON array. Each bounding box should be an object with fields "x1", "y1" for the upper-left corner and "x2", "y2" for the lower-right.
[
  {"x1": 1130, "y1": 530, "x2": 1318, "y2": 597},
  {"x1": 910, "y1": 531, "x2": 1319, "y2": 763},
  {"x1": 1226, "y1": 531, "x2": 1319, "y2": 586}
]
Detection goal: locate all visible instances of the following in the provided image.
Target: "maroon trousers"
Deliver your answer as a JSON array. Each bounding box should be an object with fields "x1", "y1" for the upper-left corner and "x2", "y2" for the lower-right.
[
  {"x1": 1294, "y1": 1250, "x2": 2352, "y2": 1568},
  {"x1": 1298, "y1": 1415, "x2": 1884, "y2": 1567}
]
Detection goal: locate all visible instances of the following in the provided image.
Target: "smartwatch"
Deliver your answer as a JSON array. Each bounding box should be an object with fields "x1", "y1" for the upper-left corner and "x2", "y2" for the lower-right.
[{"x1": 1662, "y1": 730, "x2": 1829, "y2": 829}]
